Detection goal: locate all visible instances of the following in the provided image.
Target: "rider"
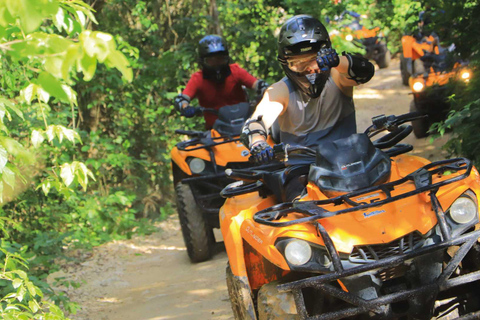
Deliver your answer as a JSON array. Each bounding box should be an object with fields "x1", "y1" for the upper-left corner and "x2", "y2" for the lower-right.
[
  {"x1": 240, "y1": 14, "x2": 375, "y2": 164},
  {"x1": 173, "y1": 35, "x2": 268, "y2": 129}
]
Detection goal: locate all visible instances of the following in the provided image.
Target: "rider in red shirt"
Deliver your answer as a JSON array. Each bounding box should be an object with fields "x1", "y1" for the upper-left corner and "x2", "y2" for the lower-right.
[{"x1": 174, "y1": 35, "x2": 268, "y2": 129}]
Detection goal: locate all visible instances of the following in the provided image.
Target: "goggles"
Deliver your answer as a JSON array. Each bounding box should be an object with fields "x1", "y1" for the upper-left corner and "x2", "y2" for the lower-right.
[
  {"x1": 287, "y1": 53, "x2": 318, "y2": 73},
  {"x1": 204, "y1": 55, "x2": 229, "y2": 67}
]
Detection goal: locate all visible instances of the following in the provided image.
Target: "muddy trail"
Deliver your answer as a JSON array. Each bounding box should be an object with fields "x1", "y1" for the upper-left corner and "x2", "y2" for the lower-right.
[{"x1": 51, "y1": 59, "x2": 449, "y2": 320}]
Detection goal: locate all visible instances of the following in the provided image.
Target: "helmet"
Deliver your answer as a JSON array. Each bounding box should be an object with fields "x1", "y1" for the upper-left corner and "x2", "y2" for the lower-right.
[
  {"x1": 277, "y1": 15, "x2": 331, "y2": 98},
  {"x1": 198, "y1": 35, "x2": 231, "y2": 83}
]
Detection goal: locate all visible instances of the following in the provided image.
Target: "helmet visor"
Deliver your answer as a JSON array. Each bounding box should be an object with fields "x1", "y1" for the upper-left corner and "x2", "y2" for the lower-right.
[
  {"x1": 204, "y1": 54, "x2": 229, "y2": 67},
  {"x1": 287, "y1": 53, "x2": 318, "y2": 73}
]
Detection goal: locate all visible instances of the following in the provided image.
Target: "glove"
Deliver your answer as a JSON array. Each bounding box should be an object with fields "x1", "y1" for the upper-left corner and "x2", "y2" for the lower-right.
[
  {"x1": 181, "y1": 106, "x2": 200, "y2": 118},
  {"x1": 317, "y1": 48, "x2": 340, "y2": 72},
  {"x1": 250, "y1": 141, "x2": 274, "y2": 164}
]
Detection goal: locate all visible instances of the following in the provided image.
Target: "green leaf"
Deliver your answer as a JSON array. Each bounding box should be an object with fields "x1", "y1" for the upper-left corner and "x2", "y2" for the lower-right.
[
  {"x1": 31, "y1": 130, "x2": 45, "y2": 148},
  {"x1": 25, "y1": 281, "x2": 36, "y2": 297},
  {"x1": 12, "y1": 278, "x2": 22, "y2": 289},
  {"x1": 78, "y1": 51, "x2": 97, "y2": 81},
  {"x1": 80, "y1": 30, "x2": 116, "y2": 63},
  {"x1": 36, "y1": 72, "x2": 69, "y2": 102},
  {"x1": 105, "y1": 50, "x2": 133, "y2": 82},
  {"x1": 16, "y1": 285, "x2": 26, "y2": 302},
  {"x1": 7, "y1": 0, "x2": 59, "y2": 33},
  {"x1": 2, "y1": 165, "x2": 15, "y2": 188},
  {"x1": 21, "y1": 84, "x2": 37, "y2": 105},
  {"x1": 28, "y1": 300, "x2": 39, "y2": 313},
  {"x1": 60, "y1": 163, "x2": 74, "y2": 186},
  {"x1": 0, "y1": 145, "x2": 7, "y2": 172}
]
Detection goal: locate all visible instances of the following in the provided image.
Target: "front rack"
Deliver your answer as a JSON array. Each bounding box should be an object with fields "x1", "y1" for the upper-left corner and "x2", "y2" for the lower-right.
[{"x1": 253, "y1": 158, "x2": 472, "y2": 228}]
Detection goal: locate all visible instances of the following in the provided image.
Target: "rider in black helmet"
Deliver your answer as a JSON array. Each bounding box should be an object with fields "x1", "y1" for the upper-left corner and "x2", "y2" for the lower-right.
[
  {"x1": 173, "y1": 35, "x2": 269, "y2": 128},
  {"x1": 197, "y1": 35, "x2": 231, "y2": 83},
  {"x1": 241, "y1": 15, "x2": 375, "y2": 164}
]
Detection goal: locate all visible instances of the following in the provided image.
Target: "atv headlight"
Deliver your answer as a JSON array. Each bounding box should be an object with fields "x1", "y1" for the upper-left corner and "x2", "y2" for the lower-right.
[
  {"x1": 345, "y1": 34, "x2": 354, "y2": 42},
  {"x1": 413, "y1": 81, "x2": 424, "y2": 92},
  {"x1": 189, "y1": 158, "x2": 206, "y2": 174},
  {"x1": 461, "y1": 71, "x2": 471, "y2": 81},
  {"x1": 449, "y1": 197, "x2": 477, "y2": 224},
  {"x1": 285, "y1": 240, "x2": 312, "y2": 266}
]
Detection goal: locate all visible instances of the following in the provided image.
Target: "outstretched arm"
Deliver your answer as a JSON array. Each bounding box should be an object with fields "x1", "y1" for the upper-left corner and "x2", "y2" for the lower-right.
[{"x1": 331, "y1": 54, "x2": 375, "y2": 93}]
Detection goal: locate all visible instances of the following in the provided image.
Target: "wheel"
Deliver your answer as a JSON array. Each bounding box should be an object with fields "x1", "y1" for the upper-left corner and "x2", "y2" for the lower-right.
[
  {"x1": 410, "y1": 100, "x2": 429, "y2": 138},
  {"x1": 400, "y1": 53, "x2": 410, "y2": 86},
  {"x1": 226, "y1": 264, "x2": 257, "y2": 320},
  {"x1": 257, "y1": 280, "x2": 300, "y2": 320},
  {"x1": 413, "y1": 58, "x2": 425, "y2": 75},
  {"x1": 376, "y1": 48, "x2": 391, "y2": 69},
  {"x1": 175, "y1": 183, "x2": 214, "y2": 263}
]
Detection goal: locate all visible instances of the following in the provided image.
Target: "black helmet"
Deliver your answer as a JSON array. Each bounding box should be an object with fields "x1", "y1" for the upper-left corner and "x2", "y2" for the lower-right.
[
  {"x1": 198, "y1": 35, "x2": 231, "y2": 83},
  {"x1": 278, "y1": 15, "x2": 331, "y2": 98}
]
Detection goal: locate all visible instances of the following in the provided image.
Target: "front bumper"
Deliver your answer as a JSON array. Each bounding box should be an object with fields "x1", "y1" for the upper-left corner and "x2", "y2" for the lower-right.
[{"x1": 278, "y1": 229, "x2": 480, "y2": 320}]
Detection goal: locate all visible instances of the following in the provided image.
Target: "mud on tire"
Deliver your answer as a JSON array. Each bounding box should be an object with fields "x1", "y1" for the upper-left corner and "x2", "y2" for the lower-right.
[
  {"x1": 226, "y1": 264, "x2": 257, "y2": 320},
  {"x1": 257, "y1": 280, "x2": 300, "y2": 320},
  {"x1": 175, "y1": 183, "x2": 214, "y2": 263}
]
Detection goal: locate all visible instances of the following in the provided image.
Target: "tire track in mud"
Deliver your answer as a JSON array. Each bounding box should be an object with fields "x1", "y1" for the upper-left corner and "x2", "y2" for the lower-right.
[{"x1": 51, "y1": 58, "x2": 448, "y2": 320}]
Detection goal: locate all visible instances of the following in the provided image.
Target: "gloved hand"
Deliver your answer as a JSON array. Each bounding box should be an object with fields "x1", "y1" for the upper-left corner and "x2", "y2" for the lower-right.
[
  {"x1": 181, "y1": 106, "x2": 200, "y2": 118},
  {"x1": 317, "y1": 48, "x2": 340, "y2": 72},
  {"x1": 250, "y1": 141, "x2": 274, "y2": 164}
]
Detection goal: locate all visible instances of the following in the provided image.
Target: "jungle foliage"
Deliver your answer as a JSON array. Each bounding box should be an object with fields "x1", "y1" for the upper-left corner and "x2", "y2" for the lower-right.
[{"x1": 0, "y1": 0, "x2": 478, "y2": 316}]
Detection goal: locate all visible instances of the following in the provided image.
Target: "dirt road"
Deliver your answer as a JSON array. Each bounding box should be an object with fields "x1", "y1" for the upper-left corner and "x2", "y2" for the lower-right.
[{"x1": 53, "y1": 59, "x2": 449, "y2": 320}]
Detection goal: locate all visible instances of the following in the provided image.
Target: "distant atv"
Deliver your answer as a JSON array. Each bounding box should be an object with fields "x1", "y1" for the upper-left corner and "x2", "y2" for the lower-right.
[
  {"x1": 221, "y1": 113, "x2": 480, "y2": 319},
  {"x1": 400, "y1": 33, "x2": 439, "y2": 86},
  {"x1": 408, "y1": 50, "x2": 471, "y2": 138},
  {"x1": 329, "y1": 11, "x2": 390, "y2": 69}
]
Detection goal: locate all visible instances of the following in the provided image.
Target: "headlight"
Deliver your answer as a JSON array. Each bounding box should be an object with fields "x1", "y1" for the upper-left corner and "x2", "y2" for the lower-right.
[
  {"x1": 189, "y1": 158, "x2": 206, "y2": 174},
  {"x1": 285, "y1": 240, "x2": 312, "y2": 266},
  {"x1": 461, "y1": 71, "x2": 471, "y2": 81},
  {"x1": 345, "y1": 34, "x2": 354, "y2": 42},
  {"x1": 449, "y1": 197, "x2": 477, "y2": 224},
  {"x1": 413, "y1": 81, "x2": 424, "y2": 92}
]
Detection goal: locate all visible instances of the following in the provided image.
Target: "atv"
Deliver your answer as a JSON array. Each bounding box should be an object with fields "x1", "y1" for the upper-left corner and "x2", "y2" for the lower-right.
[
  {"x1": 220, "y1": 112, "x2": 480, "y2": 319},
  {"x1": 328, "y1": 11, "x2": 391, "y2": 69},
  {"x1": 400, "y1": 33, "x2": 439, "y2": 86},
  {"x1": 171, "y1": 103, "x2": 253, "y2": 262},
  {"x1": 408, "y1": 50, "x2": 471, "y2": 138},
  {"x1": 171, "y1": 102, "x2": 277, "y2": 263}
]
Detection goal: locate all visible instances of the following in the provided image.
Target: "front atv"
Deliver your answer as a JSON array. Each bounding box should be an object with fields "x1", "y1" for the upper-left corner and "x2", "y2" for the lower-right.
[
  {"x1": 221, "y1": 113, "x2": 480, "y2": 319},
  {"x1": 171, "y1": 102, "x2": 254, "y2": 262}
]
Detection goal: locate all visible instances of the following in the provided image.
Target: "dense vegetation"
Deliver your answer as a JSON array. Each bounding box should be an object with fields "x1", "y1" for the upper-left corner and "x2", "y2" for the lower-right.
[{"x1": 0, "y1": 0, "x2": 478, "y2": 316}]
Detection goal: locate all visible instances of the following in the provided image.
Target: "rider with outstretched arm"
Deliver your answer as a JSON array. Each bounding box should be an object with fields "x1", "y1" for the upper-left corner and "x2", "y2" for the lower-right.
[
  {"x1": 173, "y1": 35, "x2": 268, "y2": 129},
  {"x1": 240, "y1": 14, "x2": 375, "y2": 164}
]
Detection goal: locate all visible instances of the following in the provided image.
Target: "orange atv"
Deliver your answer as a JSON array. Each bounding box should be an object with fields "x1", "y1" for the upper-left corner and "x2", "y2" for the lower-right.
[
  {"x1": 329, "y1": 11, "x2": 390, "y2": 69},
  {"x1": 408, "y1": 50, "x2": 471, "y2": 138},
  {"x1": 400, "y1": 34, "x2": 439, "y2": 86},
  {"x1": 220, "y1": 112, "x2": 480, "y2": 319},
  {"x1": 171, "y1": 103, "x2": 254, "y2": 262}
]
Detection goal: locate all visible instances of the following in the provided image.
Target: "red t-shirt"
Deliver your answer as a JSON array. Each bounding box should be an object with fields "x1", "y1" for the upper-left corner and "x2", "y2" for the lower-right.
[{"x1": 182, "y1": 63, "x2": 257, "y2": 128}]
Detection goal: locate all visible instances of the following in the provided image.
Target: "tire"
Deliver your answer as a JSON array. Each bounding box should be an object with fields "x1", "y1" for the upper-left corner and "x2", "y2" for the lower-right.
[
  {"x1": 175, "y1": 183, "x2": 214, "y2": 263},
  {"x1": 400, "y1": 54, "x2": 410, "y2": 86},
  {"x1": 257, "y1": 280, "x2": 300, "y2": 320},
  {"x1": 376, "y1": 48, "x2": 391, "y2": 69},
  {"x1": 410, "y1": 100, "x2": 429, "y2": 138},
  {"x1": 413, "y1": 58, "x2": 425, "y2": 76},
  {"x1": 226, "y1": 264, "x2": 257, "y2": 320}
]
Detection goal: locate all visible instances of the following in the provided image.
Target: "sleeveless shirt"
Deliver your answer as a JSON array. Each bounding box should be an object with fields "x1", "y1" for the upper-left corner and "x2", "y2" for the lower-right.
[{"x1": 277, "y1": 76, "x2": 356, "y2": 148}]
